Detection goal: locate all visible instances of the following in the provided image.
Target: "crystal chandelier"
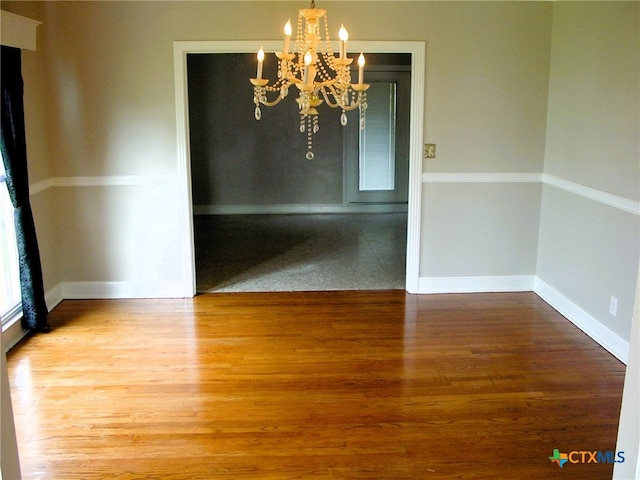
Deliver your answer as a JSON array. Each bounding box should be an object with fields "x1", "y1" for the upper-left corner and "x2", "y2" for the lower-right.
[{"x1": 250, "y1": 0, "x2": 369, "y2": 160}]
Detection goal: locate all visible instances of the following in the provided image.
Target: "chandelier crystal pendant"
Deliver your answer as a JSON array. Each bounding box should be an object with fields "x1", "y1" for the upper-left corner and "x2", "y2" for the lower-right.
[{"x1": 250, "y1": 0, "x2": 369, "y2": 160}]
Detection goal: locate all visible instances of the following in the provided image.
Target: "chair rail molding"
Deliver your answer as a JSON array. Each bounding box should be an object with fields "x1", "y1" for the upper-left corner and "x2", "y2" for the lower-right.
[{"x1": 422, "y1": 171, "x2": 639, "y2": 216}]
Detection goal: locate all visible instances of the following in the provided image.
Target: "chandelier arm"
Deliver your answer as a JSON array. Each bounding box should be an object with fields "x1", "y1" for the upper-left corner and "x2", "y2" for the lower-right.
[
  {"x1": 318, "y1": 85, "x2": 362, "y2": 111},
  {"x1": 314, "y1": 79, "x2": 340, "y2": 89},
  {"x1": 254, "y1": 87, "x2": 287, "y2": 108},
  {"x1": 318, "y1": 86, "x2": 341, "y2": 108},
  {"x1": 338, "y1": 101, "x2": 362, "y2": 112},
  {"x1": 259, "y1": 94, "x2": 286, "y2": 108}
]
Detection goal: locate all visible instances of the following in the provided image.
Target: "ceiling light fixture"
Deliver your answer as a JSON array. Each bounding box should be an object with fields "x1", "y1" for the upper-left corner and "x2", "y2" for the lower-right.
[{"x1": 250, "y1": 0, "x2": 369, "y2": 160}]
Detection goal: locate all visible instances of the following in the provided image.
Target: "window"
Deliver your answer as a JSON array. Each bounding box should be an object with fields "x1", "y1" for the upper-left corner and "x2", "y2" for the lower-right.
[
  {"x1": 0, "y1": 158, "x2": 21, "y2": 326},
  {"x1": 358, "y1": 82, "x2": 397, "y2": 192},
  {"x1": 344, "y1": 67, "x2": 410, "y2": 206}
]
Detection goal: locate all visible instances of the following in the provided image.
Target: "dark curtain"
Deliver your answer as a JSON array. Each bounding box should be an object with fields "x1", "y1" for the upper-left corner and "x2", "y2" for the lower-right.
[{"x1": 1, "y1": 46, "x2": 49, "y2": 332}]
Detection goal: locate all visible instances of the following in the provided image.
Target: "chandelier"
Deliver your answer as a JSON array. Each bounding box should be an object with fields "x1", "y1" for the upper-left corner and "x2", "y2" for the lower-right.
[{"x1": 250, "y1": 0, "x2": 369, "y2": 160}]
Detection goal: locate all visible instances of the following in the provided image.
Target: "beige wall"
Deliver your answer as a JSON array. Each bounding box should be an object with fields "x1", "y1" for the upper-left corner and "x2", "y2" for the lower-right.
[
  {"x1": 538, "y1": 1, "x2": 640, "y2": 340},
  {"x1": 416, "y1": 2, "x2": 551, "y2": 280},
  {"x1": 20, "y1": 0, "x2": 552, "y2": 287},
  {"x1": 422, "y1": 182, "x2": 542, "y2": 277},
  {"x1": 544, "y1": 2, "x2": 639, "y2": 201},
  {"x1": 25, "y1": 1, "x2": 554, "y2": 177},
  {"x1": 422, "y1": 2, "x2": 552, "y2": 174}
]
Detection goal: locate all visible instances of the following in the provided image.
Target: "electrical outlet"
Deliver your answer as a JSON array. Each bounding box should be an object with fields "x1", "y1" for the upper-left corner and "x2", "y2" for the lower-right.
[
  {"x1": 609, "y1": 296, "x2": 618, "y2": 316},
  {"x1": 424, "y1": 143, "x2": 436, "y2": 159}
]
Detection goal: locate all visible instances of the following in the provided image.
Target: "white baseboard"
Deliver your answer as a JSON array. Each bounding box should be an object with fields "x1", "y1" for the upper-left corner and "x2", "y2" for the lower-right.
[
  {"x1": 2, "y1": 285, "x2": 64, "y2": 353},
  {"x1": 45, "y1": 284, "x2": 64, "y2": 313},
  {"x1": 193, "y1": 203, "x2": 408, "y2": 215},
  {"x1": 418, "y1": 275, "x2": 535, "y2": 294},
  {"x1": 7, "y1": 277, "x2": 629, "y2": 365},
  {"x1": 60, "y1": 281, "x2": 190, "y2": 299},
  {"x1": 417, "y1": 274, "x2": 628, "y2": 363},
  {"x1": 534, "y1": 278, "x2": 629, "y2": 364},
  {"x1": 2, "y1": 320, "x2": 29, "y2": 353}
]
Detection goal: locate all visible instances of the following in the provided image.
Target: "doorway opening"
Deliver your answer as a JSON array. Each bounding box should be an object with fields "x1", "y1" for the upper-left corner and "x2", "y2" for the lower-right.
[
  {"x1": 187, "y1": 53, "x2": 411, "y2": 292},
  {"x1": 173, "y1": 41, "x2": 425, "y2": 296}
]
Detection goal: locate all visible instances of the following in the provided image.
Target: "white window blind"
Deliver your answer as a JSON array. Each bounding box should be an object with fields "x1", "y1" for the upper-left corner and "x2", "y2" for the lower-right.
[{"x1": 358, "y1": 82, "x2": 397, "y2": 191}]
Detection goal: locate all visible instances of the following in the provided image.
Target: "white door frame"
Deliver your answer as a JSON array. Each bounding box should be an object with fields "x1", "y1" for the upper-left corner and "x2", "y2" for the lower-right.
[{"x1": 173, "y1": 40, "x2": 425, "y2": 296}]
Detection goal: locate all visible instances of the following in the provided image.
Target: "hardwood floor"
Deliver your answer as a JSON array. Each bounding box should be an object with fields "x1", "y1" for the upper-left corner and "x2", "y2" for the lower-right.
[{"x1": 7, "y1": 291, "x2": 625, "y2": 479}]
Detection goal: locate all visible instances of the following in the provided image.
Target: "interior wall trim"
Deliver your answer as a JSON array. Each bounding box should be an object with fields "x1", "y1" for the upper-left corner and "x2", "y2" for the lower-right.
[
  {"x1": 59, "y1": 281, "x2": 187, "y2": 300},
  {"x1": 417, "y1": 274, "x2": 629, "y2": 364},
  {"x1": 419, "y1": 275, "x2": 535, "y2": 294},
  {"x1": 30, "y1": 171, "x2": 638, "y2": 219},
  {"x1": 534, "y1": 277, "x2": 629, "y2": 364},
  {"x1": 32, "y1": 172, "x2": 639, "y2": 218},
  {"x1": 8, "y1": 275, "x2": 626, "y2": 366},
  {"x1": 0, "y1": 10, "x2": 41, "y2": 51},
  {"x1": 193, "y1": 204, "x2": 409, "y2": 215},
  {"x1": 174, "y1": 40, "x2": 426, "y2": 296},
  {"x1": 29, "y1": 175, "x2": 178, "y2": 196},
  {"x1": 543, "y1": 174, "x2": 640, "y2": 216},
  {"x1": 422, "y1": 172, "x2": 542, "y2": 183},
  {"x1": 422, "y1": 172, "x2": 639, "y2": 215},
  {"x1": 2, "y1": 284, "x2": 62, "y2": 354},
  {"x1": 1, "y1": 320, "x2": 28, "y2": 354}
]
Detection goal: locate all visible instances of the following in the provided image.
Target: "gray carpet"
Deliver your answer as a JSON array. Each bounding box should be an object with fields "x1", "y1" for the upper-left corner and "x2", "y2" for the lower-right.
[{"x1": 194, "y1": 213, "x2": 407, "y2": 293}]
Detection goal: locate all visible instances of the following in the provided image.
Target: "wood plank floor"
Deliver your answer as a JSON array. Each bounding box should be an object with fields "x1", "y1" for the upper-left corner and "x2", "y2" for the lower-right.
[{"x1": 7, "y1": 291, "x2": 626, "y2": 479}]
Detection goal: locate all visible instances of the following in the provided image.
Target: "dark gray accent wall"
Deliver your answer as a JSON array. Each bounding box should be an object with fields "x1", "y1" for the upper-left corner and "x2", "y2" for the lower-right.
[{"x1": 187, "y1": 53, "x2": 345, "y2": 207}]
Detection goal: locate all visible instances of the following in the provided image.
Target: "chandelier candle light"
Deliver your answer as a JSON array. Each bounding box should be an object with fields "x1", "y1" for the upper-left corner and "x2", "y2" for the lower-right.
[{"x1": 250, "y1": 0, "x2": 369, "y2": 160}]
